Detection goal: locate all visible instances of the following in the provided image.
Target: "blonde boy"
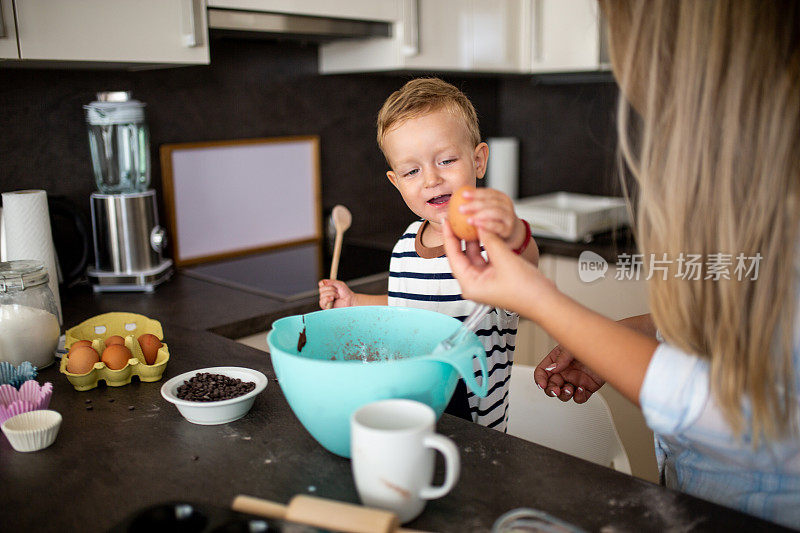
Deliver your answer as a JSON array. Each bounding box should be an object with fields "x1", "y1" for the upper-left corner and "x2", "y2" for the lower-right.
[{"x1": 319, "y1": 78, "x2": 538, "y2": 430}]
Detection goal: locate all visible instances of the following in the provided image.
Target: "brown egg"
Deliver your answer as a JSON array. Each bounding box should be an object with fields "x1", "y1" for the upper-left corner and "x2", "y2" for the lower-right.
[
  {"x1": 137, "y1": 334, "x2": 163, "y2": 365},
  {"x1": 70, "y1": 339, "x2": 93, "y2": 351},
  {"x1": 105, "y1": 335, "x2": 125, "y2": 346},
  {"x1": 66, "y1": 346, "x2": 100, "y2": 375},
  {"x1": 101, "y1": 344, "x2": 132, "y2": 370},
  {"x1": 448, "y1": 186, "x2": 479, "y2": 241}
]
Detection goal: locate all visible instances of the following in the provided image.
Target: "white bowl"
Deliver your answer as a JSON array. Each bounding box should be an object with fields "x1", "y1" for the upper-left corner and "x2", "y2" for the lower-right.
[
  {"x1": 2, "y1": 409, "x2": 62, "y2": 452},
  {"x1": 160, "y1": 367, "x2": 267, "y2": 425}
]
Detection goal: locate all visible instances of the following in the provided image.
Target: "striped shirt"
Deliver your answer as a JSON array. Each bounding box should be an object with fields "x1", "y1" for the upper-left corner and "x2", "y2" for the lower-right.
[{"x1": 387, "y1": 220, "x2": 518, "y2": 431}]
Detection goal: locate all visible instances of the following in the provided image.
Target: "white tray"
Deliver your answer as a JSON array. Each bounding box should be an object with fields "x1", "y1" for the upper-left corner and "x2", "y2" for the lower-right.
[{"x1": 514, "y1": 192, "x2": 629, "y2": 242}]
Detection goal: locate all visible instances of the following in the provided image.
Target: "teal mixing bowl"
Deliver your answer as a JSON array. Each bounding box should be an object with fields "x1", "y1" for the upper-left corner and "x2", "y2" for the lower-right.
[{"x1": 267, "y1": 306, "x2": 489, "y2": 457}]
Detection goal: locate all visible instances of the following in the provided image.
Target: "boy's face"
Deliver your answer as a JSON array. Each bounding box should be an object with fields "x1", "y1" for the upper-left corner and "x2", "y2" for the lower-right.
[{"x1": 384, "y1": 110, "x2": 487, "y2": 232}]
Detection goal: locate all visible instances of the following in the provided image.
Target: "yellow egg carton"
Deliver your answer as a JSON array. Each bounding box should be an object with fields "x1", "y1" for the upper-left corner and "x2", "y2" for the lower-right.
[{"x1": 60, "y1": 312, "x2": 170, "y2": 391}]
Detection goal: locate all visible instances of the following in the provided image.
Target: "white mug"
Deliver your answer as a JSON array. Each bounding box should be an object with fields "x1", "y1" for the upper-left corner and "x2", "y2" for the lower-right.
[{"x1": 350, "y1": 399, "x2": 460, "y2": 523}]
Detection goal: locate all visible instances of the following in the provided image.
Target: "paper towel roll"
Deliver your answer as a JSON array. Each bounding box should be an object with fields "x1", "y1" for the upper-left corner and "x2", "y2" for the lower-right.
[
  {"x1": 0, "y1": 207, "x2": 6, "y2": 260},
  {"x1": 1, "y1": 190, "x2": 63, "y2": 325},
  {"x1": 486, "y1": 137, "x2": 519, "y2": 200}
]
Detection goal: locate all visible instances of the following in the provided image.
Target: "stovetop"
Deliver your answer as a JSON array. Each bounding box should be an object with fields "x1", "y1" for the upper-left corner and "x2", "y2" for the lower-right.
[{"x1": 181, "y1": 242, "x2": 389, "y2": 301}]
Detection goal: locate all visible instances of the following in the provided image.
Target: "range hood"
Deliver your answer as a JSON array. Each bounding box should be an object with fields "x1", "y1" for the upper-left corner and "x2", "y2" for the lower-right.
[{"x1": 208, "y1": 8, "x2": 392, "y2": 42}]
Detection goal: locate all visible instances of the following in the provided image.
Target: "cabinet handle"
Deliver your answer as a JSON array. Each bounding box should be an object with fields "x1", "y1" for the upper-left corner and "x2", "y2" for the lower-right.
[
  {"x1": 532, "y1": 0, "x2": 544, "y2": 62},
  {"x1": 401, "y1": 0, "x2": 419, "y2": 57},
  {"x1": 0, "y1": 1, "x2": 6, "y2": 39},
  {"x1": 180, "y1": 0, "x2": 201, "y2": 48}
]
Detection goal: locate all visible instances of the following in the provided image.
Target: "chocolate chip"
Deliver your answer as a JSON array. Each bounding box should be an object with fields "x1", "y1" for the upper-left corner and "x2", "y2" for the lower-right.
[
  {"x1": 128, "y1": 405, "x2": 135, "y2": 410},
  {"x1": 108, "y1": 399, "x2": 115, "y2": 403},
  {"x1": 86, "y1": 405, "x2": 93, "y2": 411},
  {"x1": 176, "y1": 372, "x2": 256, "y2": 402},
  {"x1": 192, "y1": 455, "x2": 199, "y2": 461},
  {"x1": 85, "y1": 399, "x2": 92, "y2": 404}
]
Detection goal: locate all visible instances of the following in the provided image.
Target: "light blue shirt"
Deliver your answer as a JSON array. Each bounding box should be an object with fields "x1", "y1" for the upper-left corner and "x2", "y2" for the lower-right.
[{"x1": 640, "y1": 342, "x2": 800, "y2": 528}]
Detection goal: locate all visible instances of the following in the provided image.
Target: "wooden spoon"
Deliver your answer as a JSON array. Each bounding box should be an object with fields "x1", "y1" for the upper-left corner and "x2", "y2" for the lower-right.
[{"x1": 329, "y1": 205, "x2": 352, "y2": 281}]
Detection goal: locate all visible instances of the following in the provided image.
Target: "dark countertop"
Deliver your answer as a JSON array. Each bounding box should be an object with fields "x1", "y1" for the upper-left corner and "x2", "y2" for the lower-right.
[
  {"x1": 60, "y1": 273, "x2": 390, "y2": 340},
  {"x1": 349, "y1": 226, "x2": 638, "y2": 265},
  {"x1": 1, "y1": 273, "x2": 785, "y2": 532},
  {"x1": 534, "y1": 226, "x2": 638, "y2": 263}
]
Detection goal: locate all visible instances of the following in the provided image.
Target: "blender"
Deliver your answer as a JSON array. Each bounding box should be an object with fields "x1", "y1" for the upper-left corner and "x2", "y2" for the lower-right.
[{"x1": 85, "y1": 92, "x2": 172, "y2": 292}]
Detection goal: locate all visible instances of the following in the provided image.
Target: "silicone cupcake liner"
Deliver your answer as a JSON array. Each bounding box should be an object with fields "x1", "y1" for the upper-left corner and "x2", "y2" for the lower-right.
[
  {"x1": 0, "y1": 361, "x2": 38, "y2": 389},
  {"x1": 0, "y1": 381, "x2": 53, "y2": 424},
  {"x1": 1, "y1": 410, "x2": 62, "y2": 452}
]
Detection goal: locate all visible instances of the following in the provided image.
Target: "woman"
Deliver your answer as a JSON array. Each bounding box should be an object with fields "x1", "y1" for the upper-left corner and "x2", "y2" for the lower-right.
[{"x1": 443, "y1": 0, "x2": 799, "y2": 527}]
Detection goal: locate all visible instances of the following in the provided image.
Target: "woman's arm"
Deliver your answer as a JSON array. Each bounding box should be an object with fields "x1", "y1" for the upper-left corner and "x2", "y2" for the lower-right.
[
  {"x1": 443, "y1": 222, "x2": 657, "y2": 405},
  {"x1": 526, "y1": 289, "x2": 657, "y2": 405}
]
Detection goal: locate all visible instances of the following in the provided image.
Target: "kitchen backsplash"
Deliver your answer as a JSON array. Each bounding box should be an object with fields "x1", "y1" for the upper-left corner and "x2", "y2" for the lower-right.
[{"x1": 0, "y1": 38, "x2": 620, "y2": 250}]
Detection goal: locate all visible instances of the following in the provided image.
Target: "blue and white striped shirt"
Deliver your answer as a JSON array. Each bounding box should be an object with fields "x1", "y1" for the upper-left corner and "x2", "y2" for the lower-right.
[
  {"x1": 388, "y1": 220, "x2": 518, "y2": 431},
  {"x1": 640, "y1": 341, "x2": 800, "y2": 528}
]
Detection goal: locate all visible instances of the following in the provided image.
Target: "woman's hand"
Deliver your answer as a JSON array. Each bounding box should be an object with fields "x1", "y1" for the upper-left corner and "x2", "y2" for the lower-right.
[
  {"x1": 318, "y1": 279, "x2": 356, "y2": 309},
  {"x1": 534, "y1": 345, "x2": 605, "y2": 403},
  {"x1": 442, "y1": 220, "x2": 554, "y2": 318}
]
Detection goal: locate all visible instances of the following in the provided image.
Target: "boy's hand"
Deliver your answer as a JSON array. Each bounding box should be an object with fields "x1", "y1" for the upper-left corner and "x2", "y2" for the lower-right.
[
  {"x1": 456, "y1": 187, "x2": 538, "y2": 265},
  {"x1": 318, "y1": 279, "x2": 356, "y2": 309},
  {"x1": 534, "y1": 345, "x2": 605, "y2": 403}
]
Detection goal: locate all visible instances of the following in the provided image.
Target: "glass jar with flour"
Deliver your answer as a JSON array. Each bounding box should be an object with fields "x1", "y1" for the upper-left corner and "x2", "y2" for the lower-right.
[{"x1": 0, "y1": 261, "x2": 60, "y2": 368}]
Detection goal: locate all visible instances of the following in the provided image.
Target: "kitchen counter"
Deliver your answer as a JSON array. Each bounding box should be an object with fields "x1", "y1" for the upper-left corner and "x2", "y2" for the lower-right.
[
  {"x1": 59, "y1": 272, "x2": 390, "y2": 340},
  {"x1": 350, "y1": 226, "x2": 638, "y2": 265},
  {"x1": 1, "y1": 274, "x2": 786, "y2": 532}
]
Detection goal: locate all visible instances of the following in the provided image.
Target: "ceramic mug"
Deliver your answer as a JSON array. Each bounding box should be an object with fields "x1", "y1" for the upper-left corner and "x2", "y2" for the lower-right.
[{"x1": 350, "y1": 399, "x2": 460, "y2": 523}]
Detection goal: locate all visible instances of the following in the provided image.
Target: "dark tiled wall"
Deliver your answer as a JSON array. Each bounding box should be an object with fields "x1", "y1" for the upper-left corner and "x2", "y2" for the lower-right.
[
  {"x1": 499, "y1": 78, "x2": 621, "y2": 198},
  {"x1": 0, "y1": 38, "x2": 618, "y2": 253}
]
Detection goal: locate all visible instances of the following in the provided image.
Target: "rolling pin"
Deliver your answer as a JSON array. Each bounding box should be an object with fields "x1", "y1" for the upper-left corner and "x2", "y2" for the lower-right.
[{"x1": 232, "y1": 494, "x2": 427, "y2": 533}]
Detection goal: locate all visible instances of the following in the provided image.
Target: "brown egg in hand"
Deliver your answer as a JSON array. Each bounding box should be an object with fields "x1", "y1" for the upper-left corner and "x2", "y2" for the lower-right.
[
  {"x1": 101, "y1": 344, "x2": 132, "y2": 370},
  {"x1": 137, "y1": 334, "x2": 163, "y2": 365},
  {"x1": 448, "y1": 186, "x2": 479, "y2": 241},
  {"x1": 66, "y1": 346, "x2": 100, "y2": 375},
  {"x1": 105, "y1": 335, "x2": 125, "y2": 346}
]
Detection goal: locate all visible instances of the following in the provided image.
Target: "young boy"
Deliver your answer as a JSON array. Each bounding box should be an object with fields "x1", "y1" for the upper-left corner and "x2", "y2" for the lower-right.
[{"x1": 319, "y1": 78, "x2": 538, "y2": 431}]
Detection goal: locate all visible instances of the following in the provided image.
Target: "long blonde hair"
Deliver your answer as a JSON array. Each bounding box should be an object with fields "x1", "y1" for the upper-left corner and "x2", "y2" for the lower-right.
[{"x1": 602, "y1": 0, "x2": 800, "y2": 440}]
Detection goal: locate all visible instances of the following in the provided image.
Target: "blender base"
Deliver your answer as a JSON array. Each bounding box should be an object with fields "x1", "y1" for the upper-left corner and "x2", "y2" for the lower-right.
[{"x1": 88, "y1": 260, "x2": 173, "y2": 293}]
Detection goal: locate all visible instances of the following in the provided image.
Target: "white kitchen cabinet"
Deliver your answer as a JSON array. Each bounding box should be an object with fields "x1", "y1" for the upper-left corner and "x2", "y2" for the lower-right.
[
  {"x1": 207, "y1": 0, "x2": 399, "y2": 22},
  {"x1": 9, "y1": 0, "x2": 209, "y2": 65},
  {"x1": 320, "y1": 0, "x2": 529, "y2": 74},
  {"x1": 321, "y1": 0, "x2": 608, "y2": 74},
  {"x1": 530, "y1": 0, "x2": 609, "y2": 73},
  {"x1": 0, "y1": 0, "x2": 18, "y2": 59}
]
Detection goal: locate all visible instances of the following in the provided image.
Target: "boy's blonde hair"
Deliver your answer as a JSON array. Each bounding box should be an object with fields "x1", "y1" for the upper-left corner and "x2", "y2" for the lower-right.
[
  {"x1": 602, "y1": 0, "x2": 800, "y2": 441},
  {"x1": 377, "y1": 78, "x2": 481, "y2": 156}
]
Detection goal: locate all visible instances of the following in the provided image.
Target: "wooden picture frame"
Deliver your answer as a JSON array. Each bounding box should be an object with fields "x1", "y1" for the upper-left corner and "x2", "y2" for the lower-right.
[{"x1": 160, "y1": 136, "x2": 322, "y2": 267}]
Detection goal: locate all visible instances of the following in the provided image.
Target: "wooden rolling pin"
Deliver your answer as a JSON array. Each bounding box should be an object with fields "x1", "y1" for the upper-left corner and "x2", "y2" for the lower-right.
[{"x1": 232, "y1": 494, "x2": 427, "y2": 533}]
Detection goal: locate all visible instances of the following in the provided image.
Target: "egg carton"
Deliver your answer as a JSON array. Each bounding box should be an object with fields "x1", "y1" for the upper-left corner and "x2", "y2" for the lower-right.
[{"x1": 60, "y1": 312, "x2": 170, "y2": 391}]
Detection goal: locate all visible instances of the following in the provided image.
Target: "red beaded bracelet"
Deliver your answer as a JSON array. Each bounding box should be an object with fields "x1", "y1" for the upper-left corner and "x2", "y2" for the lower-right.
[{"x1": 513, "y1": 219, "x2": 532, "y2": 255}]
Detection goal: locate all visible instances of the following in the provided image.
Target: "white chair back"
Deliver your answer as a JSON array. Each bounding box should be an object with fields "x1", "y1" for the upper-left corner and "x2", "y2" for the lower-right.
[{"x1": 507, "y1": 364, "x2": 631, "y2": 474}]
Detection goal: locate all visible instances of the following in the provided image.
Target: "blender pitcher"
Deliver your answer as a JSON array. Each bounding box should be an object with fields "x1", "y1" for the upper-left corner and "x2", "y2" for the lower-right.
[{"x1": 85, "y1": 92, "x2": 150, "y2": 194}]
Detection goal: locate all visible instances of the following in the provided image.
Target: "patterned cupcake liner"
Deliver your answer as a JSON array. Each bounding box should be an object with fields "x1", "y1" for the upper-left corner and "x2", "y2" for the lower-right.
[
  {"x1": 0, "y1": 361, "x2": 38, "y2": 389},
  {"x1": 0, "y1": 380, "x2": 53, "y2": 424}
]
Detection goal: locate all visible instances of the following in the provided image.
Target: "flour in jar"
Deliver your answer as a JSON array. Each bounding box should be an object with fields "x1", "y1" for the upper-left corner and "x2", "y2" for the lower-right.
[{"x1": 0, "y1": 304, "x2": 60, "y2": 368}]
